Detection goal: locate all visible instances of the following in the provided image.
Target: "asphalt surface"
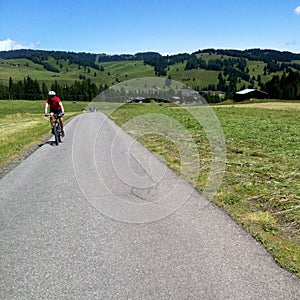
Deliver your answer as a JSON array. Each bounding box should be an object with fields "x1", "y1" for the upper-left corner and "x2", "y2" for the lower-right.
[{"x1": 1, "y1": 112, "x2": 300, "y2": 299}]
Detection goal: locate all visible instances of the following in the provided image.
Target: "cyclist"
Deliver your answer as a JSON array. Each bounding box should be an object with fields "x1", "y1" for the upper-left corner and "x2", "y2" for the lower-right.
[{"x1": 45, "y1": 91, "x2": 65, "y2": 137}]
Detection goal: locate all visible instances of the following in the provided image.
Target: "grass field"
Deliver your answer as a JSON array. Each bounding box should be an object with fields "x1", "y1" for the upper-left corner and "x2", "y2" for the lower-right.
[
  {"x1": 103, "y1": 101, "x2": 300, "y2": 277},
  {"x1": 167, "y1": 62, "x2": 219, "y2": 88},
  {"x1": 0, "y1": 58, "x2": 113, "y2": 87},
  {"x1": 0, "y1": 58, "x2": 158, "y2": 88},
  {"x1": 103, "y1": 60, "x2": 155, "y2": 80},
  {"x1": 0, "y1": 99, "x2": 299, "y2": 277}
]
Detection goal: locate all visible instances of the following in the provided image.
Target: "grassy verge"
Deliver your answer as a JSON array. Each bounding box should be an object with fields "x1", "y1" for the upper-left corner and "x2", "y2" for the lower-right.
[
  {"x1": 0, "y1": 100, "x2": 86, "y2": 166},
  {"x1": 102, "y1": 102, "x2": 300, "y2": 277},
  {"x1": 213, "y1": 107, "x2": 300, "y2": 275}
]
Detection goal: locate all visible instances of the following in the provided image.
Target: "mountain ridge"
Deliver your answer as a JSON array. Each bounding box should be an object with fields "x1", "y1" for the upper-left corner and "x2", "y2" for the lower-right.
[{"x1": 1, "y1": 48, "x2": 300, "y2": 61}]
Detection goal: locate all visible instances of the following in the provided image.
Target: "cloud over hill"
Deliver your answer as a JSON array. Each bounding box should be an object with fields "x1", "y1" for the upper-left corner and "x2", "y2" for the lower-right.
[{"x1": 0, "y1": 39, "x2": 38, "y2": 51}]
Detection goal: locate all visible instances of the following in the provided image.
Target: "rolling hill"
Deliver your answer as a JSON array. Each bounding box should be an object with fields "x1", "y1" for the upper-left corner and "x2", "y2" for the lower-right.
[{"x1": 0, "y1": 48, "x2": 300, "y2": 101}]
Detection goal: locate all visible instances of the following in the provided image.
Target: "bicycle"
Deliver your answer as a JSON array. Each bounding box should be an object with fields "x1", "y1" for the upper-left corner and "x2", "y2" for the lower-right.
[{"x1": 45, "y1": 113, "x2": 63, "y2": 145}]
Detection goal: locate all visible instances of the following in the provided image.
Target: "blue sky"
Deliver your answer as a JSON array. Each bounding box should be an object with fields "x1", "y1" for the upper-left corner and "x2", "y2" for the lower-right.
[{"x1": 1, "y1": 0, "x2": 300, "y2": 54}]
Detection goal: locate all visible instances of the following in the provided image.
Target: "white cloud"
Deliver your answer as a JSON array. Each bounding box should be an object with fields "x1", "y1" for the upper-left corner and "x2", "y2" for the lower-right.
[
  {"x1": 0, "y1": 39, "x2": 39, "y2": 51},
  {"x1": 294, "y1": 6, "x2": 300, "y2": 15}
]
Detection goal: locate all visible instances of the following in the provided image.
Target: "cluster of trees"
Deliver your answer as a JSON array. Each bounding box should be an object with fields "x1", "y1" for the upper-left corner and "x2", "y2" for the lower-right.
[
  {"x1": 195, "y1": 48, "x2": 300, "y2": 75},
  {"x1": 0, "y1": 76, "x2": 109, "y2": 101},
  {"x1": 194, "y1": 48, "x2": 300, "y2": 63},
  {"x1": 196, "y1": 69, "x2": 299, "y2": 100},
  {"x1": 150, "y1": 51, "x2": 300, "y2": 80},
  {"x1": 97, "y1": 52, "x2": 162, "y2": 63},
  {"x1": 144, "y1": 53, "x2": 203, "y2": 76},
  {"x1": 183, "y1": 56, "x2": 252, "y2": 98},
  {"x1": 265, "y1": 70, "x2": 300, "y2": 100},
  {"x1": 144, "y1": 56, "x2": 168, "y2": 76},
  {"x1": 263, "y1": 61, "x2": 294, "y2": 74},
  {"x1": 142, "y1": 49, "x2": 300, "y2": 77},
  {"x1": 185, "y1": 55, "x2": 249, "y2": 73}
]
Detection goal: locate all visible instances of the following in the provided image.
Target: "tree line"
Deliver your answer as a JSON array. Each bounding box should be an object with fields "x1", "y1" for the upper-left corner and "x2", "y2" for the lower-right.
[
  {"x1": 194, "y1": 48, "x2": 300, "y2": 63},
  {"x1": 193, "y1": 69, "x2": 300, "y2": 101},
  {"x1": 2, "y1": 48, "x2": 300, "y2": 64},
  {"x1": 1, "y1": 70, "x2": 299, "y2": 102},
  {"x1": 0, "y1": 76, "x2": 109, "y2": 101},
  {"x1": 265, "y1": 70, "x2": 300, "y2": 100}
]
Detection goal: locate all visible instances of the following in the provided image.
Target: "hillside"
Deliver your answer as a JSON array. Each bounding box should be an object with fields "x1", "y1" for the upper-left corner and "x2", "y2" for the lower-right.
[{"x1": 0, "y1": 48, "x2": 300, "y2": 101}]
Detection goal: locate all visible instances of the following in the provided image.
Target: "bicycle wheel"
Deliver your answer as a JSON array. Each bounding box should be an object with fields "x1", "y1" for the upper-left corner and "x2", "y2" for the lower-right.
[{"x1": 53, "y1": 124, "x2": 59, "y2": 146}]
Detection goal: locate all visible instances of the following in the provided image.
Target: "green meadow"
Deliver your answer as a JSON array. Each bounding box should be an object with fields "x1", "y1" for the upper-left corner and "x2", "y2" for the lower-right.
[
  {"x1": 105, "y1": 102, "x2": 300, "y2": 277},
  {"x1": 1, "y1": 58, "x2": 155, "y2": 87}
]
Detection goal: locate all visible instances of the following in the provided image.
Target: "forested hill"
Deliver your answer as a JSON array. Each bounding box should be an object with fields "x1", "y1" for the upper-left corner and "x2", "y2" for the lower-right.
[
  {"x1": 1, "y1": 48, "x2": 300, "y2": 101},
  {"x1": 0, "y1": 49, "x2": 162, "y2": 68},
  {"x1": 1, "y1": 48, "x2": 300, "y2": 77},
  {"x1": 194, "y1": 48, "x2": 300, "y2": 62},
  {"x1": 1, "y1": 48, "x2": 300, "y2": 64}
]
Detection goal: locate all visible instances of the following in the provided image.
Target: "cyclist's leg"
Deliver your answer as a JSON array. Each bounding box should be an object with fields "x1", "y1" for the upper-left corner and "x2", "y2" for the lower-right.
[
  {"x1": 49, "y1": 112, "x2": 55, "y2": 127},
  {"x1": 57, "y1": 109, "x2": 64, "y2": 136},
  {"x1": 49, "y1": 110, "x2": 58, "y2": 134},
  {"x1": 59, "y1": 118, "x2": 64, "y2": 136},
  {"x1": 58, "y1": 117, "x2": 64, "y2": 132}
]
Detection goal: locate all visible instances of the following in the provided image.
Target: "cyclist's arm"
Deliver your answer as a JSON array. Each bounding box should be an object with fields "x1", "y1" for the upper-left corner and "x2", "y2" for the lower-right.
[
  {"x1": 59, "y1": 102, "x2": 65, "y2": 114},
  {"x1": 45, "y1": 103, "x2": 49, "y2": 114}
]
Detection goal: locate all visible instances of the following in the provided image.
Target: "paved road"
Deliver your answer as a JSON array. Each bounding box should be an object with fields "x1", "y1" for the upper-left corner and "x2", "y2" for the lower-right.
[{"x1": 1, "y1": 112, "x2": 300, "y2": 299}]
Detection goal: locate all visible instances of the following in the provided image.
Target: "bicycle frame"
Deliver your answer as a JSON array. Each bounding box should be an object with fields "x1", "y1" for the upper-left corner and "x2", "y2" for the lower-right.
[{"x1": 47, "y1": 114, "x2": 62, "y2": 145}]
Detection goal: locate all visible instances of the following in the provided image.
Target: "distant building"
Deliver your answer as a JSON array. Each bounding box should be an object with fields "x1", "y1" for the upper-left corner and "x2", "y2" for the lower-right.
[
  {"x1": 127, "y1": 97, "x2": 147, "y2": 103},
  {"x1": 169, "y1": 96, "x2": 181, "y2": 103},
  {"x1": 234, "y1": 89, "x2": 268, "y2": 101},
  {"x1": 183, "y1": 92, "x2": 201, "y2": 103}
]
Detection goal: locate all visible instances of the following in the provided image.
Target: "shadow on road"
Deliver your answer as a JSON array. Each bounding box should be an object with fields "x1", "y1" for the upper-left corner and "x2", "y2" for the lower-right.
[{"x1": 38, "y1": 141, "x2": 62, "y2": 147}]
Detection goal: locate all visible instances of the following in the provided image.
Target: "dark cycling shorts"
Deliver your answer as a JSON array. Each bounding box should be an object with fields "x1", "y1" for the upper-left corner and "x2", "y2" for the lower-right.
[{"x1": 50, "y1": 109, "x2": 63, "y2": 116}]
